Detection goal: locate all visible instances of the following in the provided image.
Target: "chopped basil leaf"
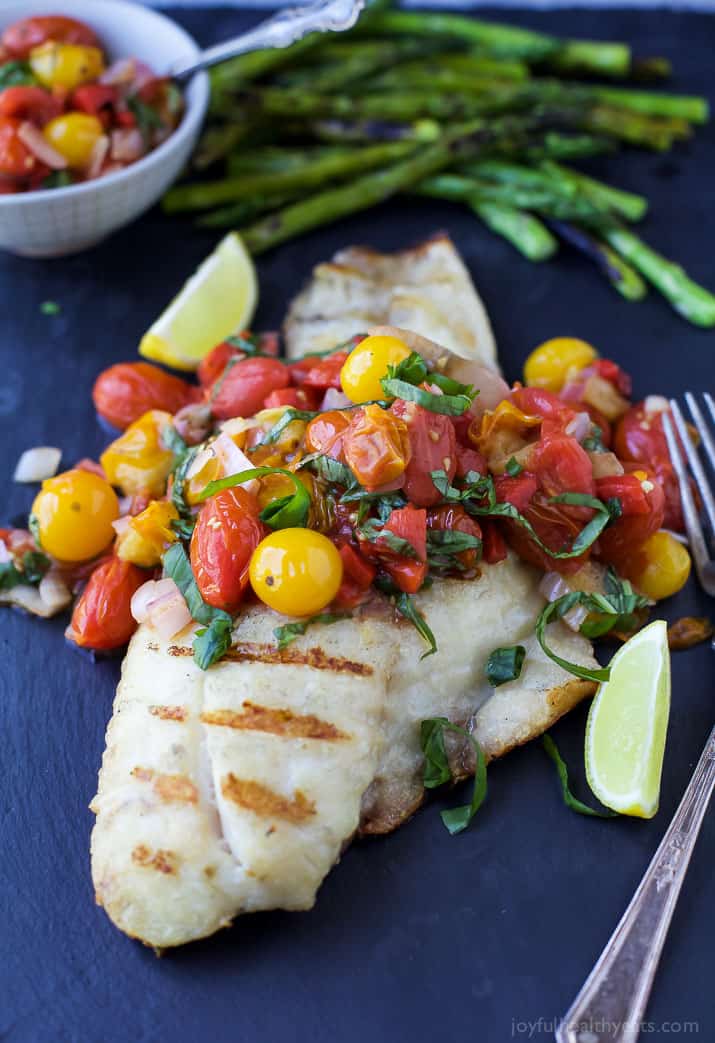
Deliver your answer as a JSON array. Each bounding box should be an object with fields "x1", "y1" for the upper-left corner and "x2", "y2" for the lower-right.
[
  {"x1": 258, "y1": 408, "x2": 318, "y2": 446},
  {"x1": 28, "y1": 512, "x2": 41, "y2": 548},
  {"x1": 42, "y1": 170, "x2": 74, "y2": 190},
  {"x1": 505, "y1": 456, "x2": 523, "y2": 477},
  {"x1": 381, "y1": 377, "x2": 473, "y2": 416},
  {"x1": 22, "y1": 551, "x2": 50, "y2": 585},
  {"x1": 302, "y1": 453, "x2": 357, "y2": 489},
  {"x1": 226, "y1": 332, "x2": 261, "y2": 354},
  {"x1": 163, "y1": 424, "x2": 188, "y2": 461},
  {"x1": 199, "y1": 466, "x2": 310, "y2": 529},
  {"x1": 170, "y1": 443, "x2": 198, "y2": 539},
  {"x1": 162, "y1": 543, "x2": 233, "y2": 670},
  {"x1": 358, "y1": 518, "x2": 418, "y2": 558},
  {"x1": 582, "y1": 424, "x2": 605, "y2": 453},
  {"x1": 542, "y1": 734, "x2": 618, "y2": 818},
  {"x1": 485, "y1": 645, "x2": 525, "y2": 687},
  {"x1": 273, "y1": 612, "x2": 351, "y2": 650},
  {"x1": 431, "y1": 371, "x2": 477, "y2": 398},
  {"x1": 0, "y1": 61, "x2": 36, "y2": 88},
  {"x1": 386, "y1": 351, "x2": 428, "y2": 386},
  {"x1": 535, "y1": 572, "x2": 649, "y2": 683},
  {"x1": 396, "y1": 591, "x2": 437, "y2": 658},
  {"x1": 127, "y1": 94, "x2": 164, "y2": 142},
  {"x1": 40, "y1": 301, "x2": 61, "y2": 316},
  {"x1": 420, "y1": 717, "x2": 487, "y2": 834},
  {"x1": 426, "y1": 529, "x2": 481, "y2": 570},
  {"x1": 0, "y1": 562, "x2": 24, "y2": 591}
]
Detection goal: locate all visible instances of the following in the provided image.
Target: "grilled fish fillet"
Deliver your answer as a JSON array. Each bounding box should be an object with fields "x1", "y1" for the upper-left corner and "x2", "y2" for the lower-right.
[{"x1": 91, "y1": 236, "x2": 597, "y2": 948}]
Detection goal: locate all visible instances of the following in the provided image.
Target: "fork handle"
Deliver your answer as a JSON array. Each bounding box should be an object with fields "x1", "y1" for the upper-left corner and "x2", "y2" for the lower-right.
[
  {"x1": 557, "y1": 725, "x2": 715, "y2": 1043},
  {"x1": 171, "y1": 0, "x2": 365, "y2": 81}
]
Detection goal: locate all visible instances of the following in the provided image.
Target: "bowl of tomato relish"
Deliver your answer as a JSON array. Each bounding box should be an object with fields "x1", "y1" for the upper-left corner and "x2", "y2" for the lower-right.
[{"x1": 0, "y1": 0, "x2": 209, "y2": 256}]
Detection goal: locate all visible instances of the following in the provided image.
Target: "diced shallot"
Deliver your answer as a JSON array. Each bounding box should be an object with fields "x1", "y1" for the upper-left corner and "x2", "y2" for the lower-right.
[
  {"x1": 588, "y1": 451, "x2": 624, "y2": 479},
  {"x1": 39, "y1": 571, "x2": 71, "y2": 613},
  {"x1": 644, "y1": 395, "x2": 669, "y2": 415},
  {"x1": 18, "y1": 122, "x2": 67, "y2": 169},
  {"x1": 86, "y1": 134, "x2": 109, "y2": 179},
  {"x1": 99, "y1": 58, "x2": 136, "y2": 86},
  {"x1": 565, "y1": 411, "x2": 592, "y2": 443},
  {"x1": 539, "y1": 571, "x2": 571, "y2": 604},
  {"x1": 321, "y1": 388, "x2": 350, "y2": 411},
  {"x1": 130, "y1": 577, "x2": 192, "y2": 640},
  {"x1": 111, "y1": 516, "x2": 131, "y2": 537},
  {"x1": 582, "y1": 375, "x2": 630, "y2": 422},
  {"x1": 110, "y1": 128, "x2": 144, "y2": 163},
  {"x1": 563, "y1": 603, "x2": 589, "y2": 632},
  {"x1": 0, "y1": 539, "x2": 11, "y2": 564},
  {"x1": 211, "y1": 433, "x2": 260, "y2": 493},
  {"x1": 13, "y1": 446, "x2": 61, "y2": 483}
]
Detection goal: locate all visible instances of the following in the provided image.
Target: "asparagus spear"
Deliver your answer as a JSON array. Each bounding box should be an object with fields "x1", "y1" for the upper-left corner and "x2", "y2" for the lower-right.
[
  {"x1": 470, "y1": 202, "x2": 558, "y2": 261},
  {"x1": 307, "y1": 117, "x2": 442, "y2": 143},
  {"x1": 578, "y1": 84, "x2": 708, "y2": 124},
  {"x1": 196, "y1": 194, "x2": 299, "y2": 229},
  {"x1": 540, "y1": 160, "x2": 648, "y2": 221},
  {"x1": 226, "y1": 144, "x2": 358, "y2": 177},
  {"x1": 163, "y1": 141, "x2": 418, "y2": 213},
  {"x1": 273, "y1": 38, "x2": 459, "y2": 91},
  {"x1": 522, "y1": 132, "x2": 615, "y2": 162},
  {"x1": 417, "y1": 174, "x2": 603, "y2": 225},
  {"x1": 547, "y1": 220, "x2": 647, "y2": 300}
]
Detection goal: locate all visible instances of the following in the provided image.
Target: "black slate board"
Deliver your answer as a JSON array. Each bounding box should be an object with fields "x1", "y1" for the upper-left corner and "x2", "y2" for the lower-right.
[{"x1": 1, "y1": 8, "x2": 714, "y2": 1043}]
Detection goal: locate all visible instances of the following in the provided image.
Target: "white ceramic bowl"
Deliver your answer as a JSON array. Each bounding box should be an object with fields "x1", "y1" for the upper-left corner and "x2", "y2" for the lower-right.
[{"x1": 0, "y1": 0, "x2": 209, "y2": 257}]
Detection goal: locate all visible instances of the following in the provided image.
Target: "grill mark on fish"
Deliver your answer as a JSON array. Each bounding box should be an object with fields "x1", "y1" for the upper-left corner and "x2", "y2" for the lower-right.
[
  {"x1": 201, "y1": 703, "x2": 348, "y2": 741},
  {"x1": 130, "y1": 767, "x2": 198, "y2": 805},
  {"x1": 149, "y1": 705, "x2": 188, "y2": 722},
  {"x1": 166, "y1": 641, "x2": 373, "y2": 676},
  {"x1": 131, "y1": 845, "x2": 179, "y2": 875},
  {"x1": 221, "y1": 774, "x2": 316, "y2": 823}
]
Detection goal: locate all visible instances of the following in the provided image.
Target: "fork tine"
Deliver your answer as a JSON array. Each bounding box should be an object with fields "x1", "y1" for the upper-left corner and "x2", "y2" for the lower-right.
[
  {"x1": 662, "y1": 413, "x2": 715, "y2": 596},
  {"x1": 699, "y1": 392, "x2": 715, "y2": 473},
  {"x1": 670, "y1": 398, "x2": 715, "y2": 536}
]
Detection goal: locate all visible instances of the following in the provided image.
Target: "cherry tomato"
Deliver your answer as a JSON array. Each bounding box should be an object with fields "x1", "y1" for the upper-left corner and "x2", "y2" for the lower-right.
[
  {"x1": 340, "y1": 335, "x2": 411, "y2": 403},
  {"x1": 372, "y1": 505, "x2": 428, "y2": 595},
  {"x1": 494, "y1": 473, "x2": 539, "y2": 513},
  {"x1": 455, "y1": 444, "x2": 487, "y2": 479},
  {"x1": 0, "y1": 116, "x2": 34, "y2": 177},
  {"x1": 481, "y1": 520, "x2": 508, "y2": 565},
  {"x1": 67, "y1": 557, "x2": 145, "y2": 650},
  {"x1": 621, "y1": 531, "x2": 691, "y2": 601},
  {"x1": 427, "y1": 504, "x2": 482, "y2": 570},
  {"x1": 305, "y1": 410, "x2": 351, "y2": 460},
  {"x1": 592, "y1": 358, "x2": 632, "y2": 397},
  {"x1": 92, "y1": 362, "x2": 200, "y2": 430},
  {"x1": 100, "y1": 410, "x2": 175, "y2": 497},
  {"x1": 263, "y1": 386, "x2": 322, "y2": 411},
  {"x1": 511, "y1": 385, "x2": 571, "y2": 422},
  {"x1": 197, "y1": 341, "x2": 241, "y2": 388},
  {"x1": 43, "y1": 111, "x2": 103, "y2": 168},
  {"x1": 391, "y1": 400, "x2": 457, "y2": 507},
  {"x1": 523, "y1": 337, "x2": 598, "y2": 393},
  {"x1": 0, "y1": 85, "x2": 62, "y2": 125},
  {"x1": 597, "y1": 469, "x2": 665, "y2": 567},
  {"x1": 343, "y1": 404, "x2": 411, "y2": 491},
  {"x1": 2, "y1": 16, "x2": 101, "y2": 58},
  {"x1": 595, "y1": 473, "x2": 650, "y2": 516},
  {"x1": 190, "y1": 488, "x2": 266, "y2": 613},
  {"x1": 300, "y1": 352, "x2": 349, "y2": 391},
  {"x1": 333, "y1": 542, "x2": 376, "y2": 609},
  {"x1": 614, "y1": 400, "x2": 683, "y2": 530},
  {"x1": 71, "y1": 83, "x2": 118, "y2": 126},
  {"x1": 249, "y1": 528, "x2": 343, "y2": 616},
  {"x1": 32, "y1": 468, "x2": 118, "y2": 562},
  {"x1": 527, "y1": 436, "x2": 596, "y2": 500},
  {"x1": 29, "y1": 42, "x2": 105, "y2": 91},
  {"x1": 210, "y1": 357, "x2": 290, "y2": 420}
]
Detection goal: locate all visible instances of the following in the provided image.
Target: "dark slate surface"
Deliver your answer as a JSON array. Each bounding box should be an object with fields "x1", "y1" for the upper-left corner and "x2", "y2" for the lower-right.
[{"x1": 1, "y1": 7, "x2": 714, "y2": 1043}]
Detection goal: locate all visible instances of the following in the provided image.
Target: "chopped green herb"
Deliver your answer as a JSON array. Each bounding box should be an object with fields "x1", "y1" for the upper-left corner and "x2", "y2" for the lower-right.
[
  {"x1": 169, "y1": 442, "x2": 198, "y2": 539},
  {"x1": 162, "y1": 543, "x2": 233, "y2": 670},
  {"x1": 542, "y1": 734, "x2": 617, "y2": 818},
  {"x1": 273, "y1": 612, "x2": 351, "y2": 649},
  {"x1": 301, "y1": 453, "x2": 357, "y2": 489},
  {"x1": 505, "y1": 456, "x2": 523, "y2": 477},
  {"x1": 485, "y1": 645, "x2": 525, "y2": 687},
  {"x1": 381, "y1": 376, "x2": 474, "y2": 416},
  {"x1": 127, "y1": 94, "x2": 164, "y2": 142},
  {"x1": 41, "y1": 170, "x2": 74, "y2": 190},
  {"x1": 582, "y1": 424, "x2": 606, "y2": 453},
  {"x1": 357, "y1": 517, "x2": 418, "y2": 558},
  {"x1": 396, "y1": 591, "x2": 437, "y2": 658},
  {"x1": 162, "y1": 424, "x2": 189, "y2": 461},
  {"x1": 193, "y1": 617, "x2": 233, "y2": 671},
  {"x1": 28, "y1": 513, "x2": 41, "y2": 548},
  {"x1": 426, "y1": 529, "x2": 481, "y2": 571},
  {"x1": 258, "y1": 408, "x2": 318, "y2": 446},
  {"x1": 385, "y1": 351, "x2": 428, "y2": 386},
  {"x1": 420, "y1": 717, "x2": 487, "y2": 834},
  {"x1": 0, "y1": 61, "x2": 36, "y2": 88},
  {"x1": 0, "y1": 553, "x2": 47, "y2": 591},
  {"x1": 199, "y1": 466, "x2": 310, "y2": 529},
  {"x1": 40, "y1": 301, "x2": 61, "y2": 316}
]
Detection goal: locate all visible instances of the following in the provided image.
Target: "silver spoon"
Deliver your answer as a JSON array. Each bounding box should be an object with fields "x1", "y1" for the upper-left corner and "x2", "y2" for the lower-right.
[{"x1": 170, "y1": 0, "x2": 365, "y2": 82}]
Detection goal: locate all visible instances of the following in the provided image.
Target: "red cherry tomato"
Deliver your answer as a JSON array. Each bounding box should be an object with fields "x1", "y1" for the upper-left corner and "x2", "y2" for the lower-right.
[
  {"x1": 197, "y1": 341, "x2": 241, "y2": 388},
  {"x1": 380, "y1": 505, "x2": 428, "y2": 594},
  {"x1": 391, "y1": 400, "x2": 457, "y2": 507},
  {"x1": 481, "y1": 520, "x2": 508, "y2": 565},
  {"x1": 593, "y1": 358, "x2": 632, "y2": 397},
  {"x1": 71, "y1": 84, "x2": 118, "y2": 126},
  {"x1": 67, "y1": 558, "x2": 146, "y2": 650},
  {"x1": 342, "y1": 405, "x2": 410, "y2": 491},
  {"x1": 455, "y1": 444, "x2": 487, "y2": 479},
  {"x1": 595, "y1": 473, "x2": 650, "y2": 516},
  {"x1": 263, "y1": 386, "x2": 322, "y2": 411},
  {"x1": 209, "y1": 357, "x2": 290, "y2": 420},
  {"x1": 190, "y1": 488, "x2": 266, "y2": 613},
  {"x1": 333, "y1": 542, "x2": 376, "y2": 609},
  {"x1": 92, "y1": 362, "x2": 200, "y2": 430},
  {"x1": 597, "y1": 469, "x2": 665, "y2": 567},
  {"x1": 0, "y1": 86, "x2": 62, "y2": 125},
  {"x1": 304, "y1": 410, "x2": 351, "y2": 460},
  {"x1": 511, "y1": 385, "x2": 569, "y2": 421},
  {"x1": 528, "y1": 435, "x2": 596, "y2": 500},
  {"x1": 292, "y1": 353, "x2": 349, "y2": 390},
  {"x1": 2, "y1": 15, "x2": 101, "y2": 58},
  {"x1": 427, "y1": 504, "x2": 482, "y2": 570},
  {"x1": 0, "y1": 116, "x2": 34, "y2": 178},
  {"x1": 494, "y1": 473, "x2": 539, "y2": 513},
  {"x1": 613, "y1": 401, "x2": 683, "y2": 530}
]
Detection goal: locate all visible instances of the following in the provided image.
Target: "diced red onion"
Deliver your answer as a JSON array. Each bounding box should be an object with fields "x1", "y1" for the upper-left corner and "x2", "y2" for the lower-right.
[
  {"x1": 86, "y1": 134, "x2": 109, "y2": 179},
  {"x1": 131, "y1": 577, "x2": 192, "y2": 640},
  {"x1": 13, "y1": 446, "x2": 61, "y2": 483},
  {"x1": 321, "y1": 388, "x2": 350, "y2": 410},
  {"x1": 39, "y1": 570, "x2": 71, "y2": 613},
  {"x1": 0, "y1": 539, "x2": 11, "y2": 564},
  {"x1": 588, "y1": 451, "x2": 624, "y2": 479},
  {"x1": 18, "y1": 122, "x2": 67, "y2": 170},
  {"x1": 539, "y1": 571, "x2": 571, "y2": 604},
  {"x1": 99, "y1": 58, "x2": 136, "y2": 86},
  {"x1": 644, "y1": 395, "x2": 669, "y2": 415},
  {"x1": 112, "y1": 516, "x2": 131, "y2": 537},
  {"x1": 212, "y1": 433, "x2": 259, "y2": 493},
  {"x1": 563, "y1": 603, "x2": 589, "y2": 632},
  {"x1": 565, "y1": 411, "x2": 592, "y2": 443},
  {"x1": 174, "y1": 402, "x2": 212, "y2": 445},
  {"x1": 110, "y1": 128, "x2": 144, "y2": 163}
]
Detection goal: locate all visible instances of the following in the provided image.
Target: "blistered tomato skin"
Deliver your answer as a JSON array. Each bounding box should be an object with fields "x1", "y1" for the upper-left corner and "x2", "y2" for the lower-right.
[
  {"x1": 249, "y1": 529, "x2": 343, "y2": 617},
  {"x1": 190, "y1": 488, "x2": 266, "y2": 613},
  {"x1": 2, "y1": 16, "x2": 101, "y2": 58},
  {"x1": 305, "y1": 410, "x2": 352, "y2": 459},
  {"x1": 31, "y1": 469, "x2": 119, "y2": 562},
  {"x1": 92, "y1": 362, "x2": 199, "y2": 430},
  {"x1": 340, "y1": 335, "x2": 411, "y2": 404},
  {"x1": 523, "y1": 337, "x2": 598, "y2": 393},
  {"x1": 391, "y1": 400, "x2": 457, "y2": 507},
  {"x1": 68, "y1": 557, "x2": 145, "y2": 650},
  {"x1": 209, "y1": 357, "x2": 290, "y2": 420},
  {"x1": 343, "y1": 404, "x2": 411, "y2": 490}
]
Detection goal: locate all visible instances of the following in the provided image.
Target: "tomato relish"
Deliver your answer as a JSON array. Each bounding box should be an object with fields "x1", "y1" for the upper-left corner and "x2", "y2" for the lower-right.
[
  {"x1": 2, "y1": 332, "x2": 692, "y2": 665},
  {"x1": 0, "y1": 14, "x2": 183, "y2": 193}
]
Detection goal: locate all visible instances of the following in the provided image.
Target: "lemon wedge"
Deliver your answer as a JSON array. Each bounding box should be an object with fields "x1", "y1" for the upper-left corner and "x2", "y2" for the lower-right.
[
  {"x1": 139, "y1": 233, "x2": 257, "y2": 371},
  {"x1": 585, "y1": 619, "x2": 671, "y2": 819}
]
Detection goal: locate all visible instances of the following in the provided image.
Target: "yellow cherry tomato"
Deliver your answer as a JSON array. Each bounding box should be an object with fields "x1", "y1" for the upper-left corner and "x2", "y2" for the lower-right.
[
  {"x1": 523, "y1": 337, "x2": 598, "y2": 393},
  {"x1": 340, "y1": 334, "x2": 411, "y2": 404},
  {"x1": 31, "y1": 468, "x2": 118, "y2": 562},
  {"x1": 625, "y1": 531, "x2": 691, "y2": 601},
  {"x1": 249, "y1": 529, "x2": 343, "y2": 616},
  {"x1": 43, "y1": 112, "x2": 103, "y2": 170},
  {"x1": 100, "y1": 410, "x2": 175, "y2": 498},
  {"x1": 29, "y1": 42, "x2": 104, "y2": 90},
  {"x1": 116, "y1": 500, "x2": 178, "y2": 568}
]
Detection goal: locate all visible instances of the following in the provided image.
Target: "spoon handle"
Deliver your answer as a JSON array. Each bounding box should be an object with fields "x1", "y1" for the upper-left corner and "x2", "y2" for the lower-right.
[
  {"x1": 171, "y1": 0, "x2": 365, "y2": 81},
  {"x1": 556, "y1": 724, "x2": 715, "y2": 1043}
]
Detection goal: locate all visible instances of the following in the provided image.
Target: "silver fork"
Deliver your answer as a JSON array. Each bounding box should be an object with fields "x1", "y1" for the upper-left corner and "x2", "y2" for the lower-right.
[{"x1": 556, "y1": 393, "x2": 715, "y2": 1043}]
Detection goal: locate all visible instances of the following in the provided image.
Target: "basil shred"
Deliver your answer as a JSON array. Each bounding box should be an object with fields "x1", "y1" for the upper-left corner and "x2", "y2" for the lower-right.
[
  {"x1": 273, "y1": 612, "x2": 350, "y2": 650},
  {"x1": 380, "y1": 352, "x2": 476, "y2": 416},
  {"x1": 420, "y1": 717, "x2": 487, "y2": 834},
  {"x1": 542, "y1": 734, "x2": 617, "y2": 818},
  {"x1": 485, "y1": 645, "x2": 525, "y2": 687},
  {"x1": 162, "y1": 543, "x2": 233, "y2": 670},
  {"x1": 199, "y1": 466, "x2": 310, "y2": 529},
  {"x1": 0, "y1": 551, "x2": 50, "y2": 591},
  {"x1": 168, "y1": 431, "x2": 197, "y2": 540}
]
